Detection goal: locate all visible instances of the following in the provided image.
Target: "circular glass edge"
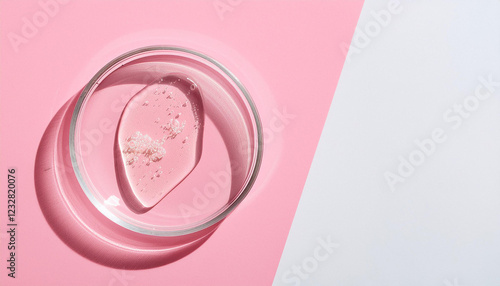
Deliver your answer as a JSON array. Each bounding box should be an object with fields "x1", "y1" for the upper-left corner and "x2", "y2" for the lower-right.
[{"x1": 69, "y1": 46, "x2": 263, "y2": 237}]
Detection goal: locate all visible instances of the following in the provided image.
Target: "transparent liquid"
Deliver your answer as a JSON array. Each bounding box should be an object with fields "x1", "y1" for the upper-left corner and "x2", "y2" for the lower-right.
[{"x1": 115, "y1": 75, "x2": 204, "y2": 213}]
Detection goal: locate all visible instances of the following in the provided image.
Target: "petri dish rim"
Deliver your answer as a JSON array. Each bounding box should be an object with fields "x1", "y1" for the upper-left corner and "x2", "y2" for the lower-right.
[{"x1": 69, "y1": 46, "x2": 263, "y2": 237}]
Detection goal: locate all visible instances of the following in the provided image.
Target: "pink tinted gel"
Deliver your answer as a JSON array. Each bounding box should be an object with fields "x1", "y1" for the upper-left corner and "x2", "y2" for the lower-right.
[{"x1": 114, "y1": 74, "x2": 204, "y2": 213}]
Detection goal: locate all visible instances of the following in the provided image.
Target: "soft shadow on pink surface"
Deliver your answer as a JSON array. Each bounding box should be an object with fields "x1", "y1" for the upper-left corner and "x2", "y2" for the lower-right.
[{"x1": 35, "y1": 95, "x2": 218, "y2": 269}]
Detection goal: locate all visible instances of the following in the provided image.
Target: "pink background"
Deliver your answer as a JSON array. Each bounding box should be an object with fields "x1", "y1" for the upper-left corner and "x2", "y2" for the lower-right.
[{"x1": 0, "y1": 0, "x2": 363, "y2": 285}]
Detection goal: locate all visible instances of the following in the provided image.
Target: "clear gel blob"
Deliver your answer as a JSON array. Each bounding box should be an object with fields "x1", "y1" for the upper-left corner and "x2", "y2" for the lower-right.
[{"x1": 114, "y1": 74, "x2": 204, "y2": 213}]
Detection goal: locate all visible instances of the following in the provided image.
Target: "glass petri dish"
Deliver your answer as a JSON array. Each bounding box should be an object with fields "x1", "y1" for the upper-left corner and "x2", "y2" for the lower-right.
[{"x1": 69, "y1": 46, "x2": 262, "y2": 236}]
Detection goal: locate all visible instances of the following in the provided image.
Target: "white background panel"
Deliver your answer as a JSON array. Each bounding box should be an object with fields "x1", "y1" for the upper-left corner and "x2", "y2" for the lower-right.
[{"x1": 274, "y1": 1, "x2": 500, "y2": 285}]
